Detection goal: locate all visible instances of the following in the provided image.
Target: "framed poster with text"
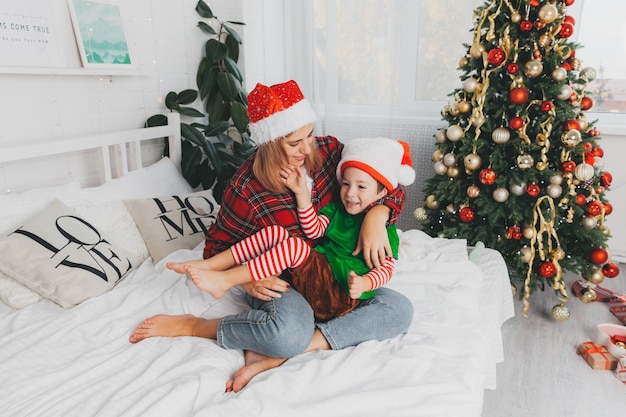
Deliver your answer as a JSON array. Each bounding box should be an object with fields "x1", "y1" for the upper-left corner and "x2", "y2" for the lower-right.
[
  {"x1": 67, "y1": 0, "x2": 133, "y2": 68},
  {"x1": 0, "y1": 1, "x2": 62, "y2": 67}
]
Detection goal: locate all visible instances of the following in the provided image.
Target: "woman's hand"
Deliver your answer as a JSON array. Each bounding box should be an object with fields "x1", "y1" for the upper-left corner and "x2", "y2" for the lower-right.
[
  {"x1": 353, "y1": 204, "x2": 392, "y2": 269},
  {"x1": 240, "y1": 276, "x2": 291, "y2": 301}
]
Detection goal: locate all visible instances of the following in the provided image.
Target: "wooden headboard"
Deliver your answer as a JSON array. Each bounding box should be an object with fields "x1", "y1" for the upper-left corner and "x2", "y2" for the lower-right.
[{"x1": 0, "y1": 113, "x2": 181, "y2": 189}]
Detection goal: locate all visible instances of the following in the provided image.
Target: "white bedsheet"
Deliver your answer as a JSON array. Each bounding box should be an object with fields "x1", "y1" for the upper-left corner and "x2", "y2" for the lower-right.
[{"x1": 0, "y1": 230, "x2": 513, "y2": 417}]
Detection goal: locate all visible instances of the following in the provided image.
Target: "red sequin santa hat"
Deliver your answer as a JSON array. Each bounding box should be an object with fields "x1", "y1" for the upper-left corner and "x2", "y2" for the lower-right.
[
  {"x1": 247, "y1": 80, "x2": 317, "y2": 145},
  {"x1": 337, "y1": 137, "x2": 415, "y2": 192}
]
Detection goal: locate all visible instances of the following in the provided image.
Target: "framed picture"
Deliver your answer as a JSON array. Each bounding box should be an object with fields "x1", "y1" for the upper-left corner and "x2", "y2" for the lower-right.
[{"x1": 67, "y1": 0, "x2": 133, "y2": 68}]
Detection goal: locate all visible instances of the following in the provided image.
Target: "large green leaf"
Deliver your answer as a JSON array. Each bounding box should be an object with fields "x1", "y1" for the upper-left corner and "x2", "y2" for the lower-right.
[
  {"x1": 200, "y1": 161, "x2": 217, "y2": 191},
  {"x1": 217, "y1": 72, "x2": 241, "y2": 100},
  {"x1": 205, "y1": 38, "x2": 228, "y2": 62},
  {"x1": 181, "y1": 123, "x2": 206, "y2": 147},
  {"x1": 198, "y1": 65, "x2": 218, "y2": 101},
  {"x1": 197, "y1": 21, "x2": 216, "y2": 35},
  {"x1": 165, "y1": 92, "x2": 179, "y2": 110},
  {"x1": 223, "y1": 57, "x2": 243, "y2": 82},
  {"x1": 225, "y1": 35, "x2": 239, "y2": 62},
  {"x1": 207, "y1": 91, "x2": 229, "y2": 123},
  {"x1": 223, "y1": 24, "x2": 242, "y2": 44},
  {"x1": 177, "y1": 89, "x2": 198, "y2": 104},
  {"x1": 205, "y1": 121, "x2": 230, "y2": 136},
  {"x1": 178, "y1": 106, "x2": 205, "y2": 118},
  {"x1": 230, "y1": 101, "x2": 248, "y2": 133},
  {"x1": 145, "y1": 114, "x2": 167, "y2": 127},
  {"x1": 195, "y1": 1, "x2": 214, "y2": 18},
  {"x1": 202, "y1": 138, "x2": 223, "y2": 177}
]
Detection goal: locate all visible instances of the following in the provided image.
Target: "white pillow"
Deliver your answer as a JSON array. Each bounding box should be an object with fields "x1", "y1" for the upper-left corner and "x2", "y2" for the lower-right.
[
  {"x1": 0, "y1": 272, "x2": 42, "y2": 309},
  {"x1": 79, "y1": 157, "x2": 193, "y2": 204},
  {"x1": 124, "y1": 189, "x2": 219, "y2": 263},
  {"x1": 0, "y1": 199, "x2": 141, "y2": 308}
]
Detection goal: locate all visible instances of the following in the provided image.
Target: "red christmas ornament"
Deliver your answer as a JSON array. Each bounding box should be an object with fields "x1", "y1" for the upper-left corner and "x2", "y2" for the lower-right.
[
  {"x1": 527, "y1": 183, "x2": 540, "y2": 197},
  {"x1": 589, "y1": 248, "x2": 609, "y2": 265},
  {"x1": 564, "y1": 16, "x2": 576, "y2": 26},
  {"x1": 539, "y1": 261, "x2": 557, "y2": 278},
  {"x1": 509, "y1": 226, "x2": 521, "y2": 240},
  {"x1": 602, "y1": 263, "x2": 620, "y2": 278},
  {"x1": 590, "y1": 128, "x2": 599, "y2": 137},
  {"x1": 582, "y1": 142, "x2": 593, "y2": 152},
  {"x1": 478, "y1": 168, "x2": 497, "y2": 185},
  {"x1": 581, "y1": 96, "x2": 594, "y2": 110},
  {"x1": 596, "y1": 186, "x2": 605, "y2": 195},
  {"x1": 562, "y1": 160, "x2": 576, "y2": 173},
  {"x1": 459, "y1": 207, "x2": 476, "y2": 223},
  {"x1": 603, "y1": 202, "x2": 613, "y2": 215},
  {"x1": 487, "y1": 48, "x2": 506, "y2": 66},
  {"x1": 565, "y1": 0, "x2": 576, "y2": 6},
  {"x1": 575, "y1": 194, "x2": 587, "y2": 206},
  {"x1": 601, "y1": 172, "x2": 613, "y2": 187},
  {"x1": 541, "y1": 101, "x2": 553, "y2": 112},
  {"x1": 585, "y1": 154, "x2": 595, "y2": 165},
  {"x1": 530, "y1": 0, "x2": 540, "y2": 6},
  {"x1": 560, "y1": 22, "x2": 575, "y2": 38},
  {"x1": 509, "y1": 116, "x2": 524, "y2": 130},
  {"x1": 507, "y1": 63, "x2": 519, "y2": 74},
  {"x1": 510, "y1": 87, "x2": 530, "y2": 105},
  {"x1": 564, "y1": 119, "x2": 581, "y2": 131},
  {"x1": 534, "y1": 20, "x2": 545, "y2": 30},
  {"x1": 561, "y1": 62, "x2": 572, "y2": 71},
  {"x1": 593, "y1": 147, "x2": 604, "y2": 158},
  {"x1": 588, "y1": 201, "x2": 603, "y2": 216},
  {"x1": 520, "y1": 20, "x2": 533, "y2": 31}
]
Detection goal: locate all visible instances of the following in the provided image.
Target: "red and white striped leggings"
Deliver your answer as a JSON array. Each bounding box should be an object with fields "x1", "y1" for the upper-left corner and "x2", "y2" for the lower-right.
[{"x1": 231, "y1": 225, "x2": 311, "y2": 281}]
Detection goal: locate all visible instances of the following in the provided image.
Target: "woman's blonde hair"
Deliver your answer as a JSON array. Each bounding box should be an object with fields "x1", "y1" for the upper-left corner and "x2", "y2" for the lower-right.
[{"x1": 253, "y1": 135, "x2": 323, "y2": 194}]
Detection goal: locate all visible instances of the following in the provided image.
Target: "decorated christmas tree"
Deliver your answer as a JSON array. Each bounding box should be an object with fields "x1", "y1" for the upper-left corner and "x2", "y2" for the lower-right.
[{"x1": 416, "y1": 0, "x2": 620, "y2": 319}]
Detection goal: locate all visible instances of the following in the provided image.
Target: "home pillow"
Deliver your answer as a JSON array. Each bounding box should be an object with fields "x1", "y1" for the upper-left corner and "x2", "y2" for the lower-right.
[
  {"x1": 124, "y1": 189, "x2": 219, "y2": 263},
  {"x1": 0, "y1": 199, "x2": 140, "y2": 308}
]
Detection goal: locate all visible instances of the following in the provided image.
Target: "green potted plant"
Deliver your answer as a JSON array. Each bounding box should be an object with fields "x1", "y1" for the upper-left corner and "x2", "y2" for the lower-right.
[{"x1": 147, "y1": 0, "x2": 256, "y2": 203}]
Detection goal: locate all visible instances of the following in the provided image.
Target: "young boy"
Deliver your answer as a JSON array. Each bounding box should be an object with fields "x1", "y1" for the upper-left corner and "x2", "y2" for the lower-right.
[{"x1": 167, "y1": 137, "x2": 415, "y2": 320}]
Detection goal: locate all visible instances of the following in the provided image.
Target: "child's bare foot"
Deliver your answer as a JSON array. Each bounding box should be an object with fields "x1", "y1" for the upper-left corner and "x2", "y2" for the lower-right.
[
  {"x1": 225, "y1": 350, "x2": 287, "y2": 392},
  {"x1": 165, "y1": 261, "x2": 188, "y2": 274},
  {"x1": 129, "y1": 314, "x2": 204, "y2": 343},
  {"x1": 187, "y1": 266, "x2": 230, "y2": 298}
]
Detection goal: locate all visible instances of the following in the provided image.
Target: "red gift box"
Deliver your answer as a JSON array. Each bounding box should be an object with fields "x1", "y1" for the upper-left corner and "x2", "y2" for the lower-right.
[
  {"x1": 610, "y1": 294, "x2": 626, "y2": 325},
  {"x1": 577, "y1": 341, "x2": 617, "y2": 370}
]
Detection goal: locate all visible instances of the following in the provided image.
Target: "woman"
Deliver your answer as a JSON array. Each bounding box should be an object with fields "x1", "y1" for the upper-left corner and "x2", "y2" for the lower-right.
[{"x1": 129, "y1": 80, "x2": 414, "y2": 392}]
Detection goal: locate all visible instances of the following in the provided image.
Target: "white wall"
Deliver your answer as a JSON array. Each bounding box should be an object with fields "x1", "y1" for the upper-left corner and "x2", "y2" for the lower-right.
[{"x1": 0, "y1": 0, "x2": 243, "y2": 143}]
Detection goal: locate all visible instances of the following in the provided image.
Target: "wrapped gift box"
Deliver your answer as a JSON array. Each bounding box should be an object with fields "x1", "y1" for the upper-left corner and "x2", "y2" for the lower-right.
[
  {"x1": 609, "y1": 294, "x2": 626, "y2": 325},
  {"x1": 615, "y1": 356, "x2": 626, "y2": 384},
  {"x1": 577, "y1": 341, "x2": 617, "y2": 370}
]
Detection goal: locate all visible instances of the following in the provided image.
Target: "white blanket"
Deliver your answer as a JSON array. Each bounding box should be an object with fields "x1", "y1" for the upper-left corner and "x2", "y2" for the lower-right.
[{"x1": 0, "y1": 230, "x2": 513, "y2": 417}]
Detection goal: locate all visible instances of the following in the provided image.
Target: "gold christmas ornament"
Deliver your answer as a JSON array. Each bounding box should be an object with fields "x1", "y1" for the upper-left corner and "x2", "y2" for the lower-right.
[
  {"x1": 561, "y1": 129, "x2": 582, "y2": 147},
  {"x1": 467, "y1": 185, "x2": 481, "y2": 198},
  {"x1": 537, "y1": 34, "x2": 551, "y2": 48},
  {"x1": 550, "y1": 174, "x2": 563, "y2": 185},
  {"x1": 426, "y1": 194, "x2": 440, "y2": 209},
  {"x1": 546, "y1": 184, "x2": 562, "y2": 199},
  {"x1": 435, "y1": 129, "x2": 447, "y2": 143},
  {"x1": 433, "y1": 161, "x2": 448, "y2": 175},
  {"x1": 413, "y1": 207, "x2": 428, "y2": 222},
  {"x1": 516, "y1": 153, "x2": 534, "y2": 169},
  {"x1": 464, "y1": 153, "x2": 482, "y2": 171},
  {"x1": 551, "y1": 304, "x2": 570, "y2": 321},
  {"x1": 459, "y1": 56, "x2": 469, "y2": 67},
  {"x1": 522, "y1": 227, "x2": 536, "y2": 240},
  {"x1": 446, "y1": 204, "x2": 456, "y2": 214},
  {"x1": 552, "y1": 247, "x2": 566, "y2": 260},
  {"x1": 446, "y1": 124, "x2": 464, "y2": 141},
  {"x1": 520, "y1": 247, "x2": 532, "y2": 263},
  {"x1": 557, "y1": 84, "x2": 573, "y2": 100},
  {"x1": 552, "y1": 67, "x2": 567, "y2": 82},
  {"x1": 447, "y1": 166, "x2": 461, "y2": 178},
  {"x1": 579, "y1": 287, "x2": 597, "y2": 303},
  {"x1": 458, "y1": 100, "x2": 471, "y2": 113},
  {"x1": 524, "y1": 59, "x2": 543, "y2": 78},
  {"x1": 432, "y1": 149, "x2": 444, "y2": 162},
  {"x1": 570, "y1": 58, "x2": 581, "y2": 71},
  {"x1": 574, "y1": 162, "x2": 594, "y2": 181},
  {"x1": 492, "y1": 187, "x2": 509, "y2": 203},
  {"x1": 582, "y1": 216, "x2": 598, "y2": 229},
  {"x1": 511, "y1": 12, "x2": 521, "y2": 23},
  {"x1": 491, "y1": 127, "x2": 511, "y2": 144},
  {"x1": 588, "y1": 269, "x2": 605, "y2": 284},
  {"x1": 580, "y1": 67, "x2": 597, "y2": 82},
  {"x1": 463, "y1": 77, "x2": 479, "y2": 93},
  {"x1": 469, "y1": 43, "x2": 485, "y2": 59},
  {"x1": 509, "y1": 182, "x2": 527, "y2": 196},
  {"x1": 443, "y1": 152, "x2": 457, "y2": 167},
  {"x1": 579, "y1": 118, "x2": 589, "y2": 131},
  {"x1": 538, "y1": 4, "x2": 559, "y2": 24}
]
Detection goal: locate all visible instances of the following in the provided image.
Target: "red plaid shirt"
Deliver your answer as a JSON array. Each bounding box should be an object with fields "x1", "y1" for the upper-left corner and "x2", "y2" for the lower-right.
[{"x1": 203, "y1": 135, "x2": 406, "y2": 259}]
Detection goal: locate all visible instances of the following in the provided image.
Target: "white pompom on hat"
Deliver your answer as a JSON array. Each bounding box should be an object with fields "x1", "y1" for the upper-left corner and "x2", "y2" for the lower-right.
[
  {"x1": 337, "y1": 137, "x2": 416, "y2": 192},
  {"x1": 247, "y1": 80, "x2": 317, "y2": 145}
]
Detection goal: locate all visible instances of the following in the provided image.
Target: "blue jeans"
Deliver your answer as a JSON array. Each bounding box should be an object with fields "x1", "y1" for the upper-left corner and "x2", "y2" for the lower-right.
[{"x1": 216, "y1": 284, "x2": 413, "y2": 358}]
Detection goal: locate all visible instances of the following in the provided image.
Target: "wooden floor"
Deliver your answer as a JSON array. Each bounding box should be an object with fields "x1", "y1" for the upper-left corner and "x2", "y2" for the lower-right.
[{"x1": 482, "y1": 264, "x2": 626, "y2": 416}]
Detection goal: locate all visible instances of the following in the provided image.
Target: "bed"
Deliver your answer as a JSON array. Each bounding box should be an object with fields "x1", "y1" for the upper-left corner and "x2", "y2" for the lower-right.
[{"x1": 0, "y1": 114, "x2": 514, "y2": 417}]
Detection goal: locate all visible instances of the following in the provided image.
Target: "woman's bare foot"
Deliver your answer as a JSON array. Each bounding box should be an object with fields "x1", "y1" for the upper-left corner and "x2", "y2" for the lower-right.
[
  {"x1": 165, "y1": 261, "x2": 188, "y2": 274},
  {"x1": 187, "y1": 266, "x2": 230, "y2": 298},
  {"x1": 129, "y1": 314, "x2": 206, "y2": 343},
  {"x1": 225, "y1": 350, "x2": 287, "y2": 392}
]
